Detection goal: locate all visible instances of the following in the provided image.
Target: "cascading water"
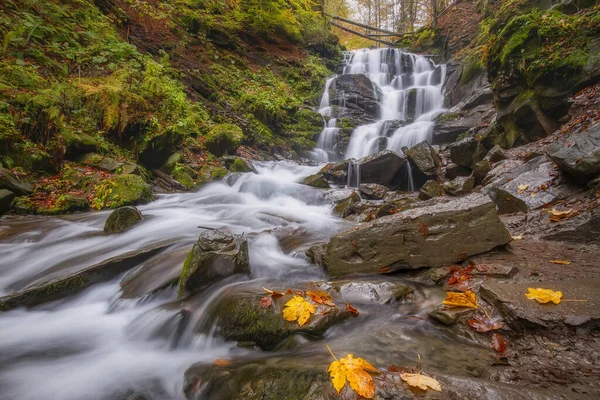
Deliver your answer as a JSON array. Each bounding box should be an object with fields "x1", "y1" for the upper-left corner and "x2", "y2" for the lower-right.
[{"x1": 311, "y1": 48, "x2": 447, "y2": 163}]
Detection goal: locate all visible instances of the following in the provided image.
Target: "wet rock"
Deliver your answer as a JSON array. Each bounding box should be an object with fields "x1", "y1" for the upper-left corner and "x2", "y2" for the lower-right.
[
  {"x1": 547, "y1": 122, "x2": 600, "y2": 183},
  {"x1": 485, "y1": 145, "x2": 507, "y2": 163},
  {"x1": 0, "y1": 243, "x2": 172, "y2": 311},
  {"x1": 319, "y1": 159, "x2": 350, "y2": 185},
  {"x1": 159, "y1": 152, "x2": 182, "y2": 174},
  {"x1": 429, "y1": 305, "x2": 475, "y2": 326},
  {"x1": 332, "y1": 190, "x2": 360, "y2": 217},
  {"x1": 0, "y1": 168, "x2": 33, "y2": 196},
  {"x1": 323, "y1": 194, "x2": 512, "y2": 277},
  {"x1": 356, "y1": 150, "x2": 409, "y2": 189},
  {"x1": 214, "y1": 291, "x2": 351, "y2": 350},
  {"x1": 64, "y1": 133, "x2": 103, "y2": 159},
  {"x1": 480, "y1": 279, "x2": 600, "y2": 330},
  {"x1": 39, "y1": 195, "x2": 89, "y2": 215},
  {"x1": 444, "y1": 175, "x2": 475, "y2": 196},
  {"x1": 300, "y1": 174, "x2": 330, "y2": 189},
  {"x1": 358, "y1": 183, "x2": 388, "y2": 200},
  {"x1": 541, "y1": 207, "x2": 600, "y2": 244},
  {"x1": 0, "y1": 189, "x2": 16, "y2": 214},
  {"x1": 205, "y1": 124, "x2": 243, "y2": 157},
  {"x1": 418, "y1": 180, "x2": 444, "y2": 200},
  {"x1": 79, "y1": 153, "x2": 122, "y2": 173},
  {"x1": 101, "y1": 174, "x2": 153, "y2": 208},
  {"x1": 222, "y1": 156, "x2": 257, "y2": 174},
  {"x1": 473, "y1": 159, "x2": 491, "y2": 184},
  {"x1": 403, "y1": 141, "x2": 442, "y2": 177},
  {"x1": 104, "y1": 206, "x2": 144, "y2": 234},
  {"x1": 306, "y1": 243, "x2": 328, "y2": 266},
  {"x1": 445, "y1": 163, "x2": 471, "y2": 180},
  {"x1": 449, "y1": 137, "x2": 487, "y2": 168},
  {"x1": 178, "y1": 230, "x2": 249, "y2": 298},
  {"x1": 172, "y1": 166, "x2": 196, "y2": 190},
  {"x1": 328, "y1": 279, "x2": 413, "y2": 304},
  {"x1": 485, "y1": 160, "x2": 580, "y2": 214},
  {"x1": 329, "y1": 74, "x2": 382, "y2": 123}
]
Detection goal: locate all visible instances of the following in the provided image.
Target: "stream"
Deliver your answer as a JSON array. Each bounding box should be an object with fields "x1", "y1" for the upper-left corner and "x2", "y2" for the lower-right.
[{"x1": 0, "y1": 49, "x2": 496, "y2": 400}]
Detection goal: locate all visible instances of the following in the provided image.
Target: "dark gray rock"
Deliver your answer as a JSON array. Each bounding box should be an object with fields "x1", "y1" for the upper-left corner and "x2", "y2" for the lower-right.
[
  {"x1": 403, "y1": 141, "x2": 441, "y2": 177},
  {"x1": 0, "y1": 168, "x2": 33, "y2": 196},
  {"x1": 485, "y1": 145, "x2": 507, "y2": 163},
  {"x1": 332, "y1": 190, "x2": 360, "y2": 217},
  {"x1": 443, "y1": 175, "x2": 475, "y2": 196},
  {"x1": 300, "y1": 174, "x2": 330, "y2": 189},
  {"x1": 323, "y1": 194, "x2": 512, "y2": 277},
  {"x1": 445, "y1": 163, "x2": 472, "y2": 180},
  {"x1": 319, "y1": 159, "x2": 351, "y2": 185},
  {"x1": 541, "y1": 207, "x2": 600, "y2": 244},
  {"x1": 356, "y1": 150, "x2": 409, "y2": 189},
  {"x1": 449, "y1": 136, "x2": 487, "y2": 168},
  {"x1": 547, "y1": 122, "x2": 600, "y2": 183},
  {"x1": 473, "y1": 159, "x2": 491, "y2": 184},
  {"x1": 358, "y1": 183, "x2": 389, "y2": 200},
  {"x1": 429, "y1": 305, "x2": 476, "y2": 326},
  {"x1": 178, "y1": 230, "x2": 249, "y2": 297},
  {"x1": 0, "y1": 189, "x2": 15, "y2": 214},
  {"x1": 306, "y1": 242, "x2": 328, "y2": 266},
  {"x1": 104, "y1": 206, "x2": 144, "y2": 234},
  {"x1": 329, "y1": 74, "x2": 382, "y2": 124},
  {"x1": 480, "y1": 279, "x2": 600, "y2": 330},
  {"x1": 418, "y1": 180, "x2": 444, "y2": 200}
]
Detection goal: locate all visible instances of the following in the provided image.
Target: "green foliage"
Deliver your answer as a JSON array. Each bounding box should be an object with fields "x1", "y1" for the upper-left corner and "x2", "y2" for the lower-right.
[{"x1": 205, "y1": 124, "x2": 244, "y2": 156}]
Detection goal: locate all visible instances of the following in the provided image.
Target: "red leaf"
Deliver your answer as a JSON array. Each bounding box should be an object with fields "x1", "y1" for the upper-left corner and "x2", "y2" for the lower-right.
[
  {"x1": 492, "y1": 333, "x2": 508, "y2": 353},
  {"x1": 468, "y1": 315, "x2": 504, "y2": 332},
  {"x1": 259, "y1": 297, "x2": 272, "y2": 308},
  {"x1": 345, "y1": 302, "x2": 359, "y2": 316}
]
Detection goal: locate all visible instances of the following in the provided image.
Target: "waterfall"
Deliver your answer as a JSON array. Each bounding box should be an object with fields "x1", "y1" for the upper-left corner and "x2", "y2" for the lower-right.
[
  {"x1": 311, "y1": 48, "x2": 447, "y2": 163},
  {"x1": 347, "y1": 161, "x2": 360, "y2": 188}
]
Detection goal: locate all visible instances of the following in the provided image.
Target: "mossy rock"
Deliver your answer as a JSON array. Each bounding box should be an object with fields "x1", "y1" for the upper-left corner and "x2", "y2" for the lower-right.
[
  {"x1": 79, "y1": 153, "x2": 122, "y2": 173},
  {"x1": 138, "y1": 129, "x2": 184, "y2": 169},
  {"x1": 0, "y1": 189, "x2": 15, "y2": 214},
  {"x1": 98, "y1": 174, "x2": 153, "y2": 209},
  {"x1": 160, "y1": 153, "x2": 183, "y2": 174},
  {"x1": 223, "y1": 156, "x2": 257, "y2": 173},
  {"x1": 300, "y1": 174, "x2": 329, "y2": 189},
  {"x1": 38, "y1": 195, "x2": 89, "y2": 215},
  {"x1": 104, "y1": 206, "x2": 144, "y2": 234},
  {"x1": 172, "y1": 167, "x2": 195, "y2": 189},
  {"x1": 64, "y1": 133, "x2": 104, "y2": 160},
  {"x1": 205, "y1": 124, "x2": 244, "y2": 157},
  {"x1": 11, "y1": 197, "x2": 36, "y2": 215}
]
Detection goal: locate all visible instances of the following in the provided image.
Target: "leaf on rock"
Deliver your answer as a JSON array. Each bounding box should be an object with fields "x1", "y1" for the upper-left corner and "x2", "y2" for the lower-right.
[
  {"x1": 511, "y1": 234, "x2": 524, "y2": 240},
  {"x1": 525, "y1": 287, "x2": 562, "y2": 304},
  {"x1": 345, "y1": 302, "x2": 359, "y2": 316},
  {"x1": 468, "y1": 314, "x2": 504, "y2": 332},
  {"x1": 517, "y1": 184, "x2": 528, "y2": 192},
  {"x1": 307, "y1": 290, "x2": 335, "y2": 307},
  {"x1": 328, "y1": 353, "x2": 378, "y2": 398},
  {"x1": 213, "y1": 359, "x2": 231, "y2": 366},
  {"x1": 259, "y1": 296, "x2": 272, "y2": 308},
  {"x1": 418, "y1": 220, "x2": 429, "y2": 238},
  {"x1": 442, "y1": 290, "x2": 478, "y2": 309},
  {"x1": 547, "y1": 208, "x2": 575, "y2": 222},
  {"x1": 400, "y1": 372, "x2": 442, "y2": 391},
  {"x1": 263, "y1": 287, "x2": 284, "y2": 298},
  {"x1": 491, "y1": 333, "x2": 508, "y2": 353},
  {"x1": 283, "y1": 295, "x2": 315, "y2": 326},
  {"x1": 549, "y1": 260, "x2": 572, "y2": 265}
]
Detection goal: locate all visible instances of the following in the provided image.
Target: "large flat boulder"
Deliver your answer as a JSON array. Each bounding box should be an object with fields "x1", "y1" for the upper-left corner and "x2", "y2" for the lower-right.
[
  {"x1": 480, "y1": 279, "x2": 600, "y2": 330},
  {"x1": 323, "y1": 194, "x2": 512, "y2": 277},
  {"x1": 356, "y1": 150, "x2": 409, "y2": 189}
]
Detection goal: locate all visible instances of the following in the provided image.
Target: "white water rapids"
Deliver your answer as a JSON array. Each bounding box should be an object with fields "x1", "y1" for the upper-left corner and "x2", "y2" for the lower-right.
[
  {"x1": 0, "y1": 162, "x2": 342, "y2": 400},
  {"x1": 311, "y1": 48, "x2": 447, "y2": 162}
]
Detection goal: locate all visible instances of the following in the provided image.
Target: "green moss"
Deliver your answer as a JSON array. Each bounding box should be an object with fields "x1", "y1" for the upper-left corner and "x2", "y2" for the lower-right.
[
  {"x1": 461, "y1": 59, "x2": 484, "y2": 85},
  {"x1": 435, "y1": 112, "x2": 460, "y2": 123},
  {"x1": 172, "y1": 166, "x2": 195, "y2": 189},
  {"x1": 210, "y1": 167, "x2": 228, "y2": 180},
  {"x1": 205, "y1": 124, "x2": 243, "y2": 157},
  {"x1": 38, "y1": 195, "x2": 89, "y2": 215},
  {"x1": 94, "y1": 174, "x2": 152, "y2": 209}
]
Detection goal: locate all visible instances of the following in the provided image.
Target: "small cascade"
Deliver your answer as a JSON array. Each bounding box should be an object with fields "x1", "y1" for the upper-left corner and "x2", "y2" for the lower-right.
[
  {"x1": 347, "y1": 161, "x2": 360, "y2": 188},
  {"x1": 310, "y1": 48, "x2": 448, "y2": 184},
  {"x1": 406, "y1": 161, "x2": 415, "y2": 192}
]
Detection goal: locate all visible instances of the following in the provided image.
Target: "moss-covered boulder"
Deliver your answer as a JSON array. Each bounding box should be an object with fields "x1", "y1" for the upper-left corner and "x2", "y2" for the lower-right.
[
  {"x1": 64, "y1": 133, "x2": 104, "y2": 160},
  {"x1": 300, "y1": 173, "x2": 329, "y2": 189},
  {"x1": 444, "y1": 175, "x2": 475, "y2": 196},
  {"x1": 38, "y1": 195, "x2": 89, "y2": 215},
  {"x1": 0, "y1": 189, "x2": 15, "y2": 214},
  {"x1": 96, "y1": 174, "x2": 153, "y2": 209},
  {"x1": 79, "y1": 153, "x2": 122, "y2": 173},
  {"x1": 418, "y1": 180, "x2": 444, "y2": 200},
  {"x1": 172, "y1": 165, "x2": 196, "y2": 189},
  {"x1": 138, "y1": 129, "x2": 184, "y2": 169},
  {"x1": 205, "y1": 124, "x2": 244, "y2": 157},
  {"x1": 11, "y1": 197, "x2": 36, "y2": 215},
  {"x1": 0, "y1": 168, "x2": 33, "y2": 196},
  {"x1": 179, "y1": 230, "x2": 249, "y2": 298},
  {"x1": 222, "y1": 156, "x2": 257, "y2": 173},
  {"x1": 160, "y1": 153, "x2": 183, "y2": 174},
  {"x1": 104, "y1": 206, "x2": 143, "y2": 234}
]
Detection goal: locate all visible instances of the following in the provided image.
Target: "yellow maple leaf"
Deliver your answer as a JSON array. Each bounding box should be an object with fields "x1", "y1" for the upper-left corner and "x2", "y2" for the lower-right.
[
  {"x1": 525, "y1": 288, "x2": 562, "y2": 304},
  {"x1": 442, "y1": 290, "x2": 478, "y2": 309},
  {"x1": 328, "y1": 352, "x2": 378, "y2": 398},
  {"x1": 400, "y1": 372, "x2": 442, "y2": 391},
  {"x1": 282, "y1": 295, "x2": 315, "y2": 326},
  {"x1": 549, "y1": 260, "x2": 571, "y2": 265}
]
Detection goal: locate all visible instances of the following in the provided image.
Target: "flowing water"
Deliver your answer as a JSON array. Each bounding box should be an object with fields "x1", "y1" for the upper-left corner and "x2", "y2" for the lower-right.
[
  {"x1": 0, "y1": 49, "x2": 496, "y2": 400},
  {"x1": 312, "y1": 48, "x2": 447, "y2": 162}
]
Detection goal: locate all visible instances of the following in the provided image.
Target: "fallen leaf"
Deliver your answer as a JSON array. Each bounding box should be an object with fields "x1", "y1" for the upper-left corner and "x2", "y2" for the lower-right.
[
  {"x1": 286, "y1": 288, "x2": 293, "y2": 294},
  {"x1": 345, "y1": 302, "x2": 359, "y2": 316},
  {"x1": 525, "y1": 287, "x2": 562, "y2": 304},
  {"x1": 400, "y1": 372, "x2": 442, "y2": 391},
  {"x1": 517, "y1": 184, "x2": 528, "y2": 191},
  {"x1": 259, "y1": 297, "x2": 272, "y2": 308},
  {"x1": 491, "y1": 333, "x2": 508, "y2": 353},
  {"x1": 547, "y1": 208, "x2": 574, "y2": 222},
  {"x1": 379, "y1": 267, "x2": 392, "y2": 273},
  {"x1": 283, "y1": 295, "x2": 316, "y2": 326},
  {"x1": 511, "y1": 234, "x2": 524, "y2": 240},
  {"x1": 213, "y1": 359, "x2": 231, "y2": 366},
  {"x1": 263, "y1": 287, "x2": 284, "y2": 298},
  {"x1": 468, "y1": 314, "x2": 504, "y2": 332},
  {"x1": 418, "y1": 220, "x2": 429, "y2": 238},
  {"x1": 442, "y1": 290, "x2": 478, "y2": 309},
  {"x1": 529, "y1": 192, "x2": 537, "y2": 198},
  {"x1": 328, "y1": 350, "x2": 378, "y2": 398},
  {"x1": 549, "y1": 260, "x2": 572, "y2": 265},
  {"x1": 307, "y1": 290, "x2": 335, "y2": 307}
]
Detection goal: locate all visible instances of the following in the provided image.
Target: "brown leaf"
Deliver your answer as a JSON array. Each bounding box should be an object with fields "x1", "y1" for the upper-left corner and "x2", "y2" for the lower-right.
[
  {"x1": 307, "y1": 290, "x2": 336, "y2": 307},
  {"x1": 263, "y1": 287, "x2": 284, "y2": 298},
  {"x1": 259, "y1": 296, "x2": 272, "y2": 308},
  {"x1": 379, "y1": 267, "x2": 392, "y2": 273},
  {"x1": 345, "y1": 302, "x2": 359, "y2": 316},
  {"x1": 418, "y1": 220, "x2": 429, "y2": 238},
  {"x1": 492, "y1": 333, "x2": 508, "y2": 353}
]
